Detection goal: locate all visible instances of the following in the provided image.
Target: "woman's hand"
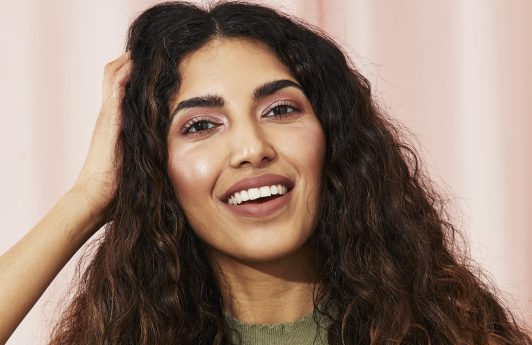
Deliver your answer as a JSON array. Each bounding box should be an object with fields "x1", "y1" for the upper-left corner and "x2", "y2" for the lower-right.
[{"x1": 72, "y1": 51, "x2": 132, "y2": 221}]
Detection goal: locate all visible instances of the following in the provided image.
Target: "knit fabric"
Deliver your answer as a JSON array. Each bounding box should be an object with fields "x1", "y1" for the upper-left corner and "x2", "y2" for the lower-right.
[{"x1": 224, "y1": 307, "x2": 330, "y2": 345}]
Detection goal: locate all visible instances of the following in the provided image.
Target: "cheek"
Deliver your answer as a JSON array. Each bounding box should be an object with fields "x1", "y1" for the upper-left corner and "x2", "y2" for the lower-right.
[
  {"x1": 289, "y1": 121, "x2": 326, "y2": 177},
  {"x1": 167, "y1": 145, "x2": 219, "y2": 208}
]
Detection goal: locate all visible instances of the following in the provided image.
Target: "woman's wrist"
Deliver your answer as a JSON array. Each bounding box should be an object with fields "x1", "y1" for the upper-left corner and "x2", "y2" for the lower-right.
[{"x1": 59, "y1": 186, "x2": 108, "y2": 246}]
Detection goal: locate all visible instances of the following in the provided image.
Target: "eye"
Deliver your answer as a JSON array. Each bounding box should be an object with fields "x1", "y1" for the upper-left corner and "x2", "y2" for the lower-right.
[
  {"x1": 181, "y1": 116, "x2": 221, "y2": 135},
  {"x1": 263, "y1": 101, "x2": 300, "y2": 119}
]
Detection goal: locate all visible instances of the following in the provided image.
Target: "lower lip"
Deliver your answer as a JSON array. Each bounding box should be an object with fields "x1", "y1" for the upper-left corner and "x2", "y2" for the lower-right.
[{"x1": 221, "y1": 189, "x2": 293, "y2": 218}]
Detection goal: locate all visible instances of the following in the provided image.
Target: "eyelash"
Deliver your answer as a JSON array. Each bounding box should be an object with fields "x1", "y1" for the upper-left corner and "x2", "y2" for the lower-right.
[
  {"x1": 181, "y1": 116, "x2": 220, "y2": 135},
  {"x1": 180, "y1": 101, "x2": 301, "y2": 136},
  {"x1": 264, "y1": 100, "x2": 301, "y2": 119}
]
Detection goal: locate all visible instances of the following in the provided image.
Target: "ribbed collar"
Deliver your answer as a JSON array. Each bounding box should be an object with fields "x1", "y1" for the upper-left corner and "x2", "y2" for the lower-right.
[{"x1": 223, "y1": 304, "x2": 330, "y2": 345}]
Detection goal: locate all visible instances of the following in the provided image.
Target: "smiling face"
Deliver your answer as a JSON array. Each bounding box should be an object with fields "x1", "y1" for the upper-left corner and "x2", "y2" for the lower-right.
[{"x1": 166, "y1": 38, "x2": 326, "y2": 263}]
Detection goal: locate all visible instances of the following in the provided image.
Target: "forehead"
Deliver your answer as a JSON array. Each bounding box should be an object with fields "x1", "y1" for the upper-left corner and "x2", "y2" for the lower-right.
[{"x1": 174, "y1": 38, "x2": 295, "y2": 101}]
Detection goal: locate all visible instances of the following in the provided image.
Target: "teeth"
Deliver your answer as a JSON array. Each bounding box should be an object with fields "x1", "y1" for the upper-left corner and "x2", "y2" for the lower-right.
[
  {"x1": 259, "y1": 186, "x2": 271, "y2": 197},
  {"x1": 248, "y1": 188, "x2": 260, "y2": 200},
  {"x1": 227, "y1": 184, "x2": 289, "y2": 204}
]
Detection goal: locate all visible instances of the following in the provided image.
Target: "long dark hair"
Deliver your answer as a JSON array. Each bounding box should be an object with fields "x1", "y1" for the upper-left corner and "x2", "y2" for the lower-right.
[{"x1": 50, "y1": 1, "x2": 531, "y2": 344}]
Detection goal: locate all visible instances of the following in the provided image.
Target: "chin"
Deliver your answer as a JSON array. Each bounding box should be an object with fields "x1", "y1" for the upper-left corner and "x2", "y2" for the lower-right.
[{"x1": 211, "y1": 231, "x2": 313, "y2": 265}]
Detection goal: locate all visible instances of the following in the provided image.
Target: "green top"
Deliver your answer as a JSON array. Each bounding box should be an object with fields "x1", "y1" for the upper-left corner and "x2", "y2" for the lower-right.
[{"x1": 224, "y1": 307, "x2": 330, "y2": 345}]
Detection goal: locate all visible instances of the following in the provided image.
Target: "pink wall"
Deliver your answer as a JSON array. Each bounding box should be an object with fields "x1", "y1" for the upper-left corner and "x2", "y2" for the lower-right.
[{"x1": 1, "y1": 1, "x2": 530, "y2": 343}]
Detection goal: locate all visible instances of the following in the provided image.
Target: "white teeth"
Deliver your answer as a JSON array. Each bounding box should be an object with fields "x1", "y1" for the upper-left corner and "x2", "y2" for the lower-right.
[
  {"x1": 248, "y1": 188, "x2": 260, "y2": 200},
  {"x1": 227, "y1": 184, "x2": 289, "y2": 204},
  {"x1": 259, "y1": 186, "x2": 271, "y2": 197}
]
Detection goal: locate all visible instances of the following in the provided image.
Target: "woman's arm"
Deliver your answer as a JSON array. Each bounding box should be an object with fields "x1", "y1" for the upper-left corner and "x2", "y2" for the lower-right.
[
  {"x1": 0, "y1": 52, "x2": 131, "y2": 344},
  {"x1": 0, "y1": 188, "x2": 103, "y2": 344}
]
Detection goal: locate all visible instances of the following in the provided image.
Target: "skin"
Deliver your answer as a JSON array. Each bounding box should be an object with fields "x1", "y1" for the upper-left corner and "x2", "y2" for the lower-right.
[{"x1": 167, "y1": 38, "x2": 326, "y2": 324}]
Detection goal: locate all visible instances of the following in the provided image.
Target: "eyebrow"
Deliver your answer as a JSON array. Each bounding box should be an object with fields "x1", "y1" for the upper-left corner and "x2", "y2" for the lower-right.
[{"x1": 170, "y1": 79, "x2": 303, "y2": 119}]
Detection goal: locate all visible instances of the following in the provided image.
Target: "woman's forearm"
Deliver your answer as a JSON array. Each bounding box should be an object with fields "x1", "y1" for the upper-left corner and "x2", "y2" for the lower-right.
[{"x1": 0, "y1": 188, "x2": 104, "y2": 344}]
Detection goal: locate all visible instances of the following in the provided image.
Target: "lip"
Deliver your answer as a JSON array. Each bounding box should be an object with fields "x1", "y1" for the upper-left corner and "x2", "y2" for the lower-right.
[{"x1": 219, "y1": 173, "x2": 295, "y2": 203}]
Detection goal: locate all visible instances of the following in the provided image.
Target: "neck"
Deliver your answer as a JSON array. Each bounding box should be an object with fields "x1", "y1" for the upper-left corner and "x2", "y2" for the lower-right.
[{"x1": 209, "y1": 241, "x2": 319, "y2": 324}]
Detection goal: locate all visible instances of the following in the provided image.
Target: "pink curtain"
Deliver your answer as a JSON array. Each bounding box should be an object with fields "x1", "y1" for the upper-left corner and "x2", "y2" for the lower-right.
[{"x1": 1, "y1": 1, "x2": 529, "y2": 343}]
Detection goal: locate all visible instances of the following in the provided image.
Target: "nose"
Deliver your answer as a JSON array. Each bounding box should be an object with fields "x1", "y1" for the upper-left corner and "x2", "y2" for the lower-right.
[{"x1": 229, "y1": 120, "x2": 276, "y2": 169}]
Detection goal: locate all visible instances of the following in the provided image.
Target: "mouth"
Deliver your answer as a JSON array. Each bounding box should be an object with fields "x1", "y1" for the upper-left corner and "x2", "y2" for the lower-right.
[
  {"x1": 221, "y1": 185, "x2": 294, "y2": 218},
  {"x1": 218, "y1": 173, "x2": 295, "y2": 217},
  {"x1": 226, "y1": 184, "x2": 291, "y2": 205}
]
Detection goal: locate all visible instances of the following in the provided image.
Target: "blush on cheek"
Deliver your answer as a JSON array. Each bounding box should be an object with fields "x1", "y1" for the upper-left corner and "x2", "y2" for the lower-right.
[
  {"x1": 188, "y1": 159, "x2": 213, "y2": 180},
  {"x1": 167, "y1": 148, "x2": 220, "y2": 207}
]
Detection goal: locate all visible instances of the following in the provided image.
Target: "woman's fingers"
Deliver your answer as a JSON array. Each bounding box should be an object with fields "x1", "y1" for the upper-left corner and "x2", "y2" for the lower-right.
[
  {"x1": 102, "y1": 51, "x2": 132, "y2": 101},
  {"x1": 73, "y1": 52, "x2": 132, "y2": 220},
  {"x1": 103, "y1": 51, "x2": 130, "y2": 76}
]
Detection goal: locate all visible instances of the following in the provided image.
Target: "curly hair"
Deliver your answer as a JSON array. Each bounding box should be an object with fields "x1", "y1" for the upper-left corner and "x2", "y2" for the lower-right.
[{"x1": 49, "y1": 1, "x2": 532, "y2": 344}]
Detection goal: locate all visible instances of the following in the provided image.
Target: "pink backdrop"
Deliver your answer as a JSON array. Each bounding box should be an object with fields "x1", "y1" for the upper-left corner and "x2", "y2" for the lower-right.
[{"x1": 1, "y1": 1, "x2": 530, "y2": 343}]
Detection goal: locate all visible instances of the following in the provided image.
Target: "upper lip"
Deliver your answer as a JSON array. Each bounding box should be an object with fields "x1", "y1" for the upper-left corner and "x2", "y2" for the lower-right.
[{"x1": 219, "y1": 173, "x2": 295, "y2": 203}]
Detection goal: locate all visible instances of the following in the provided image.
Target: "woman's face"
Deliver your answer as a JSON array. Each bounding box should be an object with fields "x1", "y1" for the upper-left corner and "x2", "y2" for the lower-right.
[{"x1": 167, "y1": 38, "x2": 325, "y2": 263}]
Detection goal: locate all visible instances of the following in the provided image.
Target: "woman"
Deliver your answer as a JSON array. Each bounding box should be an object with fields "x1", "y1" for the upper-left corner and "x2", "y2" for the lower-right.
[{"x1": 1, "y1": 1, "x2": 530, "y2": 344}]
